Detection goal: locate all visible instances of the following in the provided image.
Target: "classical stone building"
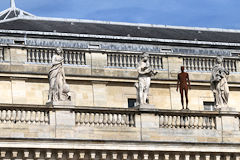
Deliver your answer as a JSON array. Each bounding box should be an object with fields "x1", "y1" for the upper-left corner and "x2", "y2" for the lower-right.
[{"x1": 0, "y1": 1, "x2": 239, "y2": 159}]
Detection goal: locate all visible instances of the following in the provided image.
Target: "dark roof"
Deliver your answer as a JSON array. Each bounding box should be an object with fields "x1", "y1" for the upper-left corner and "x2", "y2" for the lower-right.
[{"x1": 1, "y1": 18, "x2": 240, "y2": 44}]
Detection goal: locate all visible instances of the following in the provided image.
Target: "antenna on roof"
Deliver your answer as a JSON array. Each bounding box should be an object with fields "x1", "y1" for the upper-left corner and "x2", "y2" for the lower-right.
[{"x1": 10, "y1": 0, "x2": 16, "y2": 8}]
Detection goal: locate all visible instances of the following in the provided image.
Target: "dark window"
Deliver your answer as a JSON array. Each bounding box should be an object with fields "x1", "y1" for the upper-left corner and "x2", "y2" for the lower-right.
[
  {"x1": 203, "y1": 101, "x2": 214, "y2": 111},
  {"x1": 128, "y1": 99, "x2": 136, "y2": 108}
]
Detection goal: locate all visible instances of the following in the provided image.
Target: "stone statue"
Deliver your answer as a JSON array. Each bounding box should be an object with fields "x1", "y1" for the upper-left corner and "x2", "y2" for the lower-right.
[
  {"x1": 210, "y1": 57, "x2": 229, "y2": 109},
  {"x1": 136, "y1": 53, "x2": 158, "y2": 105},
  {"x1": 176, "y1": 66, "x2": 191, "y2": 110},
  {"x1": 47, "y1": 47, "x2": 70, "y2": 102}
]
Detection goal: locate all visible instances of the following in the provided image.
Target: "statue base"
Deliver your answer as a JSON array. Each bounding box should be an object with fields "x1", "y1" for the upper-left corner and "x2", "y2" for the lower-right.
[
  {"x1": 46, "y1": 101, "x2": 75, "y2": 108},
  {"x1": 220, "y1": 107, "x2": 236, "y2": 112},
  {"x1": 138, "y1": 104, "x2": 156, "y2": 109}
]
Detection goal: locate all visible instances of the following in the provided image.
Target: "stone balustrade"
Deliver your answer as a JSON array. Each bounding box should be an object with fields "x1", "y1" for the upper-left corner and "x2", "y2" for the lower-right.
[
  {"x1": 159, "y1": 112, "x2": 216, "y2": 130},
  {"x1": 183, "y1": 56, "x2": 237, "y2": 72},
  {"x1": 0, "y1": 104, "x2": 238, "y2": 159},
  {"x1": 75, "y1": 110, "x2": 135, "y2": 127},
  {"x1": 107, "y1": 53, "x2": 163, "y2": 70},
  {"x1": 0, "y1": 105, "x2": 49, "y2": 125},
  {"x1": 27, "y1": 48, "x2": 86, "y2": 65}
]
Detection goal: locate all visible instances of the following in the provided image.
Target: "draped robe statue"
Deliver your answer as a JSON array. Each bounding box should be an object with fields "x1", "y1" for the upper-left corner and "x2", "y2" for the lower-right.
[
  {"x1": 47, "y1": 47, "x2": 70, "y2": 102},
  {"x1": 210, "y1": 57, "x2": 229, "y2": 109},
  {"x1": 136, "y1": 53, "x2": 158, "y2": 105}
]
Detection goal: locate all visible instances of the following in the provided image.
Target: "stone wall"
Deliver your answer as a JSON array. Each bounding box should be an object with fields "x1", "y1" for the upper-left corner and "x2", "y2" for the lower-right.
[{"x1": 0, "y1": 46, "x2": 239, "y2": 111}]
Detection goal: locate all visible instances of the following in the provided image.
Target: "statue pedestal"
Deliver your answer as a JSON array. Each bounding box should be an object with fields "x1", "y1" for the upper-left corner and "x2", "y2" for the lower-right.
[
  {"x1": 46, "y1": 101, "x2": 75, "y2": 127},
  {"x1": 220, "y1": 107, "x2": 236, "y2": 112},
  {"x1": 139, "y1": 104, "x2": 156, "y2": 109},
  {"x1": 46, "y1": 101, "x2": 74, "y2": 108}
]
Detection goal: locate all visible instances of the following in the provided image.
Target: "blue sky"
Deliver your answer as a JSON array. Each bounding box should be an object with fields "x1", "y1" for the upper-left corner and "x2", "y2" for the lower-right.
[{"x1": 1, "y1": 0, "x2": 240, "y2": 29}]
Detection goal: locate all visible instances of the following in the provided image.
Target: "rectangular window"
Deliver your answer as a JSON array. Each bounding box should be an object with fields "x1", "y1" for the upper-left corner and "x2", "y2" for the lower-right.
[
  {"x1": 203, "y1": 101, "x2": 215, "y2": 111},
  {"x1": 128, "y1": 99, "x2": 136, "y2": 108}
]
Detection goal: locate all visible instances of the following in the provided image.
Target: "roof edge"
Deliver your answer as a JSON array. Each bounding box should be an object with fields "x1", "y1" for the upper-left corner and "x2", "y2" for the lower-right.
[
  {"x1": 1, "y1": 29, "x2": 240, "y2": 47},
  {"x1": 1, "y1": 16, "x2": 240, "y2": 34}
]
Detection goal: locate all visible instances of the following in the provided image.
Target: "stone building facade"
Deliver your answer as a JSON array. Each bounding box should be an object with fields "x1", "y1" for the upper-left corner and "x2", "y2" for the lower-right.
[{"x1": 0, "y1": 1, "x2": 239, "y2": 160}]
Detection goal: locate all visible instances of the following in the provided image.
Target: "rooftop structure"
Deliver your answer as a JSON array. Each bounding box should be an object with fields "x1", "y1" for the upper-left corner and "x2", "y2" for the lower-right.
[{"x1": 0, "y1": 1, "x2": 239, "y2": 160}]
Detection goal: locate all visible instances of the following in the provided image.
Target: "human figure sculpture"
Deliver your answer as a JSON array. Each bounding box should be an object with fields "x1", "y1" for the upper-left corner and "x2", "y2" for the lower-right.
[
  {"x1": 176, "y1": 66, "x2": 191, "y2": 110},
  {"x1": 47, "y1": 47, "x2": 70, "y2": 102},
  {"x1": 137, "y1": 53, "x2": 158, "y2": 105},
  {"x1": 210, "y1": 57, "x2": 229, "y2": 109}
]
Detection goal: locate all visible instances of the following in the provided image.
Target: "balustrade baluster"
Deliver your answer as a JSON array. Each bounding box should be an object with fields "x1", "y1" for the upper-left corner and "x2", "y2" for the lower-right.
[
  {"x1": 64, "y1": 51, "x2": 68, "y2": 64},
  {"x1": 103, "y1": 113, "x2": 108, "y2": 126},
  {"x1": 40, "y1": 112, "x2": 45, "y2": 124},
  {"x1": 89, "y1": 113, "x2": 94, "y2": 126},
  {"x1": 31, "y1": 49, "x2": 36, "y2": 63},
  {"x1": 176, "y1": 116, "x2": 181, "y2": 128},
  {"x1": 112, "y1": 114, "x2": 117, "y2": 126},
  {"x1": 27, "y1": 49, "x2": 31, "y2": 62},
  {"x1": 122, "y1": 54, "x2": 126, "y2": 67},
  {"x1": 80, "y1": 113, "x2": 85, "y2": 125},
  {"x1": 39, "y1": 49, "x2": 43, "y2": 63},
  {"x1": 193, "y1": 58, "x2": 197, "y2": 70},
  {"x1": 189, "y1": 116, "x2": 194, "y2": 128},
  {"x1": 31, "y1": 111, "x2": 36, "y2": 124},
  {"x1": 163, "y1": 115, "x2": 169, "y2": 128},
  {"x1": 126, "y1": 55, "x2": 130, "y2": 67},
  {"x1": 198, "y1": 117, "x2": 203, "y2": 129},
  {"x1": 35, "y1": 49, "x2": 39, "y2": 63},
  {"x1": 16, "y1": 110, "x2": 21, "y2": 123},
  {"x1": 129, "y1": 55, "x2": 133, "y2": 67},
  {"x1": 129, "y1": 114, "x2": 135, "y2": 127},
  {"x1": 185, "y1": 116, "x2": 190, "y2": 128},
  {"x1": 211, "y1": 117, "x2": 216, "y2": 129},
  {"x1": 206, "y1": 117, "x2": 211, "y2": 129},
  {"x1": 94, "y1": 113, "x2": 100, "y2": 127},
  {"x1": 159, "y1": 115, "x2": 164, "y2": 128},
  {"x1": 180, "y1": 116, "x2": 185, "y2": 128},
  {"x1": 49, "y1": 50, "x2": 52, "y2": 63},
  {"x1": 99, "y1": 113, "x2": 104, "y2": 127},
  {"x1": 44, "y1": 50, "x2": 48, "y2": 63},
  {"x1": 73, "y1": 51, "x2": 77, "y2": 65},
  {"x1": 118, "y1": 54, "x2": 122, "y2": 67},
  {"x1": 6, "y1": 110, "x2": 11, "y2": 123},
  {"x1": 107, "y1": 54, "x2": 111, "y2": 66},
  {"x1": 190, "y1": 58, "x2": 194, "y2": 70},
  {"x1": 108, "y1": 113, "x2": 113, "y2": 126},
  {"x1": 35, "y1": 111, "x2": 40, "y2": 124},
  {"x1": 44, "y1": 112, "x2": 49, "y2": 124},
  {"x1": 117, "y1": 114, "x2": 122, "y2": 126},
  {"x1": 124, "y1": 114, "x2": 129, "y2": 127},
  {"x1": 172, "y1": 116, "x2": 177, "y2": 128},
  {"x1": 168, "y1": 116, "x2": 172, "y2": 128},
  {"x1": 122, "y1": 114, "x2": 127, "y2": 127},
  {"x1": 206, "y1": 59, "x2": 209, "y2": 71},
  {"x1": 234, "y1": 60, "x2": 237, "y2": 72},
  {"x1": 84, "y1": 113, "x2": 90, "y2": 126},
  {"x1": 20, "y1": 111, "x2": 25, "y2": 123},
  {"x1": 133, "y1": 55, "x2": 137, "y2": 67},
  {"x1": 193, "y1": 116, "x2": 198, "y2": 129},
  {"x1": 76, "y1": 52, "x2": 80, "y2": 65},
  {"x1": 76, "y1": 112, "x2": 80, "y2": 125},
  {"x1": 11, "y1": 110, "x2": 16, "y2": 123},
  {"x1": 1, "y1": 110, "x2": 6, "y2": 123},
  {"x1": 69, "y1": 51, "x2": 73, "y2": 64}
]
